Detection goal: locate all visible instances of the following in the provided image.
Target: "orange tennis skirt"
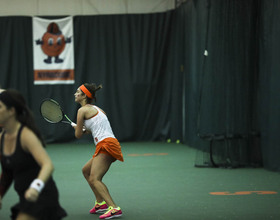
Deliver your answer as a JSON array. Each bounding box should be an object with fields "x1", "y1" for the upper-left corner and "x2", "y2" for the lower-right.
[{"x1": 93, "y1": 137, "x2": 124, "y2": 162}]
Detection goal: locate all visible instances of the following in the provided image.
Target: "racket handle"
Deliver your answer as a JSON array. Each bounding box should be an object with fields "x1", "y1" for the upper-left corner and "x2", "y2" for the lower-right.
[{"x1": 71, "y1": 122, "x2": 86, "y2": 132}]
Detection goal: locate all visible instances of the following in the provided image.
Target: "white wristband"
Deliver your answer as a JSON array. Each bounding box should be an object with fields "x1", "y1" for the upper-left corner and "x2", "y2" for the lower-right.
[{"x1": 30, "y1": 179, "x2": 45, "y2": 193}]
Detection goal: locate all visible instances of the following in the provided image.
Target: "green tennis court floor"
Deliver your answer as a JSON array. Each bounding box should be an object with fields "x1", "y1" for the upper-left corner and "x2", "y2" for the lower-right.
[{"x1": 1, "y1": 142, "x2": 280, "y2": 220}]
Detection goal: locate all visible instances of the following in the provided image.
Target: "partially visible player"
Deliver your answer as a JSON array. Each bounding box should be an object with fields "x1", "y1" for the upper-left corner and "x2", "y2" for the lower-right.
[
  {"x1": 0, "y1": 88, "x2": 4, "y2": 132},
  {"x1": 0, "y1": 89, "x2": 67, "y2": 220},
  {"x1": 73, "y1": 83, "x2": 123, "y2": 219}
]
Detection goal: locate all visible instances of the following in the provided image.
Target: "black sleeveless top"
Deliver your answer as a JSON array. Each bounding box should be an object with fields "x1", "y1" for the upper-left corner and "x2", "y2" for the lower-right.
[
  {"x1": 0, "y1": 125, "x2": 67, "y2": 220},
  {"x1": 0, "y1": 126, "x2": 41, "y2": 194}
]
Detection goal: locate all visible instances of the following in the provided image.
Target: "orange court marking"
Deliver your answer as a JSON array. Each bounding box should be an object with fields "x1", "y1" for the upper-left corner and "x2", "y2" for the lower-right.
[
  {"x1": 127, "y1": 153, "x2": 168, "y2": 157},
  {"x1": 210, "y1": 191, "x2": 278, "y2": 196}
]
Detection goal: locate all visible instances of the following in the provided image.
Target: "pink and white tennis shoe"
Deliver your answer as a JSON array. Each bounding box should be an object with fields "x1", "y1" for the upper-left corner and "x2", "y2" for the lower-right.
[
  {"x1": 90, "y1": 201, "x2": 108, "y2": 214},
  {"x1": 99, "y1": 206, "x2": 122, "y2": 219}
]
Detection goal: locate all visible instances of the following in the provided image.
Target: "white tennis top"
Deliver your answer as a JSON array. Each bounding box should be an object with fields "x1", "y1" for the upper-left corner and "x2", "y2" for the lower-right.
[{"x1": 83, "y1": 105, "x2": 115, "y2": 145}]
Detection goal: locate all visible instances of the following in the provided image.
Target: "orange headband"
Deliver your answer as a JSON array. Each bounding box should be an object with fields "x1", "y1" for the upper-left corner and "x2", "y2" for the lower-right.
[{"x1": 80, "y1": 85, "x2": 93, "y2": 99}]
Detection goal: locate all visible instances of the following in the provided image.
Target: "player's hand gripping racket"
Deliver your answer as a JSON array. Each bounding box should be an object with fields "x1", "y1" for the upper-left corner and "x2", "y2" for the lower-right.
[{"x1": 40, "y1": 98, "x2": 76, "y2": 127}]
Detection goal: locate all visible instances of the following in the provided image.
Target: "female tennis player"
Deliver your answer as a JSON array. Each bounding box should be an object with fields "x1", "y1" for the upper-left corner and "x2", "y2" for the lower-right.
[
  {"x1": 0, "y1": 88, "x2": 4, "y2": 132},
  {"x1": 0, "y1": 89, "x2": 67, "y2": 220},
  {"x1": 73, "y1": 83, "x2": 123, "y2": 219}
]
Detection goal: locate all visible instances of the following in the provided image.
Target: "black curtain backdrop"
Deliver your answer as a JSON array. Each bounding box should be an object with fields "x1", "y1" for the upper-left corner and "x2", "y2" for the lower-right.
[
  {"x1": 190, "y1": 0, "x2": 261, "y2": 168},
  {"x1": 0, "y1": 0, "x2": 279, "y2": 171},
  {"x1": 259, "y1": 0, "x2": 280, "y2": 171}
]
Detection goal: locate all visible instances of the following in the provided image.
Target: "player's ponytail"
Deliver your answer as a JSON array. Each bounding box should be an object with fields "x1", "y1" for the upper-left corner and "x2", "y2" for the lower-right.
[{"x1": 82, "y1": 83, "x2": 102, "y2": 104}]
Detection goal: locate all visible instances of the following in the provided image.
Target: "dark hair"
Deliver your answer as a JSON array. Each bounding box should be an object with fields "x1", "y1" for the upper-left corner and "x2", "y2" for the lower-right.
[
  {"x1": 0, "y1": 89, "x2": 45, "y2": 147},
  {"x1": 82, "y1": 83, "x2": 102, "y2": 104}
]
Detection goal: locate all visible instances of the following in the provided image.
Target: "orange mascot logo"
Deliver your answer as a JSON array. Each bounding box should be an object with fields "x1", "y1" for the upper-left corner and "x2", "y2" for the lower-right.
[{"x1": 36, "y1": 22, "x2": 71, "y2": 64}]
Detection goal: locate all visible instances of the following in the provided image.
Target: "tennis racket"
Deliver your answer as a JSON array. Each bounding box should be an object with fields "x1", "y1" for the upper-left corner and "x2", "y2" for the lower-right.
[{"x1": 40, "y1": 98, "x2": 75, "y2": 126}]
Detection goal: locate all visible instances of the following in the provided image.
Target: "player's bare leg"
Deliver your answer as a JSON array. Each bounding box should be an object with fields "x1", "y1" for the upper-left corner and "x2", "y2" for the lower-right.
[{"x1": 88, "y1": 153, "x2": 117, "y2": 208}]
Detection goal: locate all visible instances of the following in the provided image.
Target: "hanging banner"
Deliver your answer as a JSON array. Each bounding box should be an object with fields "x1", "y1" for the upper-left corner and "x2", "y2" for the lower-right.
[{"x1": 33, "y1": 16, "x2": 74, "y2": 85}]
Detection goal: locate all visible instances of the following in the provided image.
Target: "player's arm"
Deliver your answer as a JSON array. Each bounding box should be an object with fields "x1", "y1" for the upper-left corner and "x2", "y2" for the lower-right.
[
  {"x1": 0, "y1": 166, "x2": 13, "y2": 196},
  {"x1": 21, "y1": 128, "x2": 54, "y2": 202},
  {"x1": 0, "y1": 130, "x2": 12, "y2": 209},
  {"x1": 0, "y1": 168, "x2": 13, "y2": 209},
  {"x1": 75, "y1": 107, "x2": 86, "y2": 139},
  {"x1": 0, "y1": 131, "x2": 13, "y2": 200}
]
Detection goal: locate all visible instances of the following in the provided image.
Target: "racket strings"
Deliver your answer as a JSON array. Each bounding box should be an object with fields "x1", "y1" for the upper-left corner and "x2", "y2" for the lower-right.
[{"x1": 41, "y1": 101, "x2": 63, "y2": 123}]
